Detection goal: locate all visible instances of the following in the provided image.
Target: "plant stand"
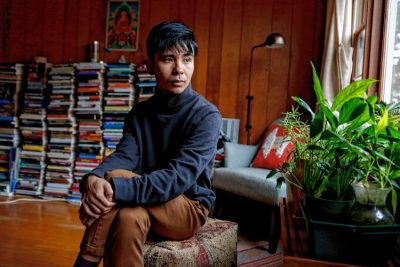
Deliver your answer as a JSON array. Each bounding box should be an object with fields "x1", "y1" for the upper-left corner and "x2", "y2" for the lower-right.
[
  {"x1": 280, "y1": 197, "x2": 362, "y2": 267},
  {"x1": 302, "y1": 204, "x2": 400, "y2": 266}
]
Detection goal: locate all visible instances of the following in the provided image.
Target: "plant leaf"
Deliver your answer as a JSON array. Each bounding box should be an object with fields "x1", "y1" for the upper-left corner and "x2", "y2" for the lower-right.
[
  {"x1": 266, "y1": 169, "x2": 280, "y2": 178},
  {"x1": 339, "y1": 98, "x2": 369, "y2": 125},
  {"x1": 331, "y1": 79, "x2": 377, "y2": 111},
  {"x1": 367, "y1": 95, "x2": 378, "y2": 106},
  {"x1": 344, "y1": 101, "x2": 371, "y2": 131},
  {"x1": 376, "y1": 109, "x2": 389, "y2": 135},
  {"x1": 321, "y1": 105, "x2": 338, "y2": 131},
  {"x1": 310, "y1": 61, "x2": 326, "y2": 107},
  {"x1": 319, "y1": 129, "x2": 342, "y2": 141},
  {"x1": 324, "y1": 129, "x2": 369, "y2": 155},
  {"x1": 292, "y1": 96, "x2": 315, "y2": 119},
  {"x1": 391, "y1": 143, "x2": 400, "y2": 164},
  {"x1": 367, "y1": 148, "x2": 394, "y2": 164},
  {"x1": 310, "y1": 109, "x2": 324, "y2": 138},
  {"x1": 362, "y1": 125, "x2": 375, "y2": 139},
  {"x1": 390, "y1": 170, "x2": 400, "y2": 180}
]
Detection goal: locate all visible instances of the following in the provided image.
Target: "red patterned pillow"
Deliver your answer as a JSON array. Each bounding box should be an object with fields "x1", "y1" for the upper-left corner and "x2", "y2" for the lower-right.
[{"x1": 251, "y1": 123, "x2": 294, "y2": 169}]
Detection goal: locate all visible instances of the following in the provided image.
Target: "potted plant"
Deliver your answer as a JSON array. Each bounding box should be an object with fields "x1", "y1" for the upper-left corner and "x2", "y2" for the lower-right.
[
  {"x1": 347, "y1": 99, "x2": 400, "y2": 225},
  {"x1": 269, "y1": 62, "x2": 400, "y2": 265},
  {"x1": 270, "y1": 62, "x2": 400, "y2": 221},
  {"x1": 276, "y1": 106, "x2": 358, "y2": 220}
]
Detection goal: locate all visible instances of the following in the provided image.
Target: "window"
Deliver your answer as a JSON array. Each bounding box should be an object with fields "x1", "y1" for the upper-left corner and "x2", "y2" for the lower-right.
[{"x1": 382, "y1": 0, "x2": 400, "y2": 103}]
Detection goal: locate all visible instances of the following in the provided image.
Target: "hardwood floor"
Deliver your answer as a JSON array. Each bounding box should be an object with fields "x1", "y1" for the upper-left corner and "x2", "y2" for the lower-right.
[
  {"x1": 0, "y1": 196, "x2": 283, "y2": 267},
  {"x1": 0, "y1": 196, "x2": 84, "y2": 267}
]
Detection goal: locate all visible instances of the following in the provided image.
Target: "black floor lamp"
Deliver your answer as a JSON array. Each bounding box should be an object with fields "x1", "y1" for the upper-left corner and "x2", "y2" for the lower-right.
[{"x1": 245, "y1": 33, "x2": 286, "y2": 144}]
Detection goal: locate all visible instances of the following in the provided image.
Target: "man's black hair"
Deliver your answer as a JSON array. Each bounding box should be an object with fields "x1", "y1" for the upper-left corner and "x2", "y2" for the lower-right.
[{"x1": 146, "y1": 21, "x2": 198, "y2": 62}]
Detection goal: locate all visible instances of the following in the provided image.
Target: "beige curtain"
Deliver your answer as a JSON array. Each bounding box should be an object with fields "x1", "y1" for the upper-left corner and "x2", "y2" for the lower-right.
[{"x1": 320, "y1": 0, "x2": 354, "y2": 102}]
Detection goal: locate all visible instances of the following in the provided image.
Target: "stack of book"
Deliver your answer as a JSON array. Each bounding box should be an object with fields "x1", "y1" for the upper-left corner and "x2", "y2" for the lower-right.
[
  {"x1": 103, "y1": 63, "x2": 135, "y2": 156},
  {"x1": 134, "y1": 63, "x2": 156, "y2": 104},
  {"x1": 44, "y1": 64, "x2": 77, "y2": 198},
  {"x1": 0, "y1": 63, "x2": 24, "y2": 196},
  {"x1": 73, "y1": 62, "x2": 104, "y2": 184},
  {"x1": 17, "y1": 59, "x2": 50, "y2": 195}
]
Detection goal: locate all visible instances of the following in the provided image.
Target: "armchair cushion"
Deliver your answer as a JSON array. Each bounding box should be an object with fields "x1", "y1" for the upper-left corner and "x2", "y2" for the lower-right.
[
  {"x1": 224, "y1": 142, "x2": 258, "y2": 168},
  {"x1": 212, "y1": 167, "x2": 286, "y2": 206}
]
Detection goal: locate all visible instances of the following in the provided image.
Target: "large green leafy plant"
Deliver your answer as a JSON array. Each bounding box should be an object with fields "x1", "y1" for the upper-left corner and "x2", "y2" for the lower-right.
[{"x1": 270, "y1": 62, "x2": 400, "y2": 208}]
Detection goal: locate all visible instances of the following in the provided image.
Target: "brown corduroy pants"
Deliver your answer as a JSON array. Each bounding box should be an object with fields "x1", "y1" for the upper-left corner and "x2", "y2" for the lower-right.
[{"x1": 79, "y1": 169, "x2": 209, "y2": 267}]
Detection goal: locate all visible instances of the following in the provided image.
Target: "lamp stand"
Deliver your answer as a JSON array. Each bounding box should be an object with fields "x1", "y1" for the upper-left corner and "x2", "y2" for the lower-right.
[
  {"x1": 245, "y1": 33, "x2": 285, "y2": 144},
  {"x1": 245, "y1": 45, "x2": 262, "y2": 144}
]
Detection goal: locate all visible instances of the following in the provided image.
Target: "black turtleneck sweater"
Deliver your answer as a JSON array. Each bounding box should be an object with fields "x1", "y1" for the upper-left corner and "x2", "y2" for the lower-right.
[{"x1": 88, "y1": 85, "x2": 221, "y2": 210}]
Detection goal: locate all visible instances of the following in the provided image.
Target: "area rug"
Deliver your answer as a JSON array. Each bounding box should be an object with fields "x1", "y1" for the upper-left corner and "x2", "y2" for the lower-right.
[{"x1": 237, "y1": 235, "x2": 283, "y2": 267}]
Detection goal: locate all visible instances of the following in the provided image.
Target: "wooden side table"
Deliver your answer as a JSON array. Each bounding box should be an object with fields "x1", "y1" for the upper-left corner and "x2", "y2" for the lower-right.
[{"x1": 279, "y1": 197, "x2": 362, "y2": 267}]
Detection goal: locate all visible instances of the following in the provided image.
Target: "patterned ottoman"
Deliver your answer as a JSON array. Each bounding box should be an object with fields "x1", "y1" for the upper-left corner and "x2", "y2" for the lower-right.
[{"x1": 144, "y1": 217, "x2": 238, "y2": 267}]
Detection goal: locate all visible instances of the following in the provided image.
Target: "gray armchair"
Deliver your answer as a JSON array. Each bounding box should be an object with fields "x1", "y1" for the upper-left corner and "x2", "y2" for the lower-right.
[{"x1": 212, "y1": 142, "x2": 286, "y2": 254}]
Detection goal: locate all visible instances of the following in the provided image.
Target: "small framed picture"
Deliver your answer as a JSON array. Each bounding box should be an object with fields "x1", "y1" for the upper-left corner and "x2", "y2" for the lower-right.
[
  {"x1": 106, "y1": 0, "x2": 140, "y2": 51},
  {"x1": 352, "y1": 26, "x2": 366, "y2": 81}
]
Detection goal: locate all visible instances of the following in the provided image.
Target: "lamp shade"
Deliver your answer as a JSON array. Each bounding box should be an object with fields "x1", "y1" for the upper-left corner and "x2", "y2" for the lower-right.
[{"x1": 263, "y1": 33, "x2": 286, "y2": 48}]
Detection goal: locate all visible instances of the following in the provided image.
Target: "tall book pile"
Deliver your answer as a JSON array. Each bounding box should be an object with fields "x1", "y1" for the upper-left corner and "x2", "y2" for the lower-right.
[
  {"x1": 103, "y1": 63, "x2": 135, "y2": 156},
  {"x1": 44, "y1": 64, "x2": 77, "y2": 198},
  {"x1": 0, "y1": 63, "x2": 24, "y2": 196},
  {"x1": 17, "y1": 59, "x2": 49, "y2": 195},
  {"x1": 73, "y1": 62, "x2": 105, "y2": 186},
  {"x1": 134, "y1": 63, "x2": 156, "y2": 104}
]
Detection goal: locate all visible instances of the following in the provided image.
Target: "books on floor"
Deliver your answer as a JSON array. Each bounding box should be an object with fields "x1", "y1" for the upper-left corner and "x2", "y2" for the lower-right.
[
  {"x1": 16, "y1": 59, "x2": 50, "y2": 196},
  {"x1": 134, "y1": 63, "x2": 156, "y2": 104},
  {"x1": 44, "y1": 64, "x2": 77, "y2": 198},
  {"x1": 103, "y1": 63, "x2": 135, "y2": 156},
  {"x1": 73, "y1": 62, "x2": 105, "y2": 189},
  {"x1": 0, "y1": 63, "x2": 23, "y2": 196},
  {"x1": 0, "y1": 60, "x2": 148, "y2": 200}
]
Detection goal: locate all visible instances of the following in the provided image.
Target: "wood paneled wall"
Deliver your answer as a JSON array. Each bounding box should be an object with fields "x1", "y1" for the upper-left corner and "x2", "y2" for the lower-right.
[{"x1": 0, "y1": 0, "x2": 326, "y2": 144}]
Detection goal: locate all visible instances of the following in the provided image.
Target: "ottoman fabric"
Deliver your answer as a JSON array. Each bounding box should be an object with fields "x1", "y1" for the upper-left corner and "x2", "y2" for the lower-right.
[{"x1": 144, "y1": 217, "x2": 238, "y2": 267}]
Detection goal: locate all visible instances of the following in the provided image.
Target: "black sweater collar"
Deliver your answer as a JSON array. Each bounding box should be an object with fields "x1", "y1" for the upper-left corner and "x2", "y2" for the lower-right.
[{"x1": 152, "y1": 84, "x2": 197, "y2": 112}]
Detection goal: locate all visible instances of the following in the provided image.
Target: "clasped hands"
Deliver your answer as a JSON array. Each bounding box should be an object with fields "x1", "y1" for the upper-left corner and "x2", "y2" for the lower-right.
[{"x1": 79, "y1": 175, "x2": 116, "y2": 228}]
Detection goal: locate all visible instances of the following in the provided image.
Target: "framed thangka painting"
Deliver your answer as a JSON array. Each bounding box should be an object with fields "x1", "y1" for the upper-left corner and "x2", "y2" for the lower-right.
[{"x1": 106, "y1": 0, "x2": 140, "y2": 51}]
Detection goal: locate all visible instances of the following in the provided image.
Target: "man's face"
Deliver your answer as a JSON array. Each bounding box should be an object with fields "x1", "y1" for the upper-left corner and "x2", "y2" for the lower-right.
[{"x1": 151, "y1": 47, "x2": 194, "y2": 94}]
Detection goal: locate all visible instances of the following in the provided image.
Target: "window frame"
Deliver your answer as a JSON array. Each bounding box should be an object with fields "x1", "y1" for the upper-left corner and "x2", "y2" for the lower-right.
[{"x1": 381, "y1": 0, "x2": 399, "y2": 103}]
